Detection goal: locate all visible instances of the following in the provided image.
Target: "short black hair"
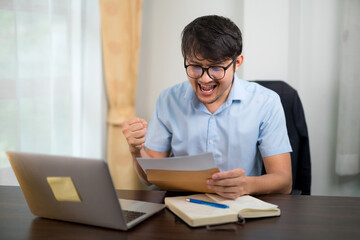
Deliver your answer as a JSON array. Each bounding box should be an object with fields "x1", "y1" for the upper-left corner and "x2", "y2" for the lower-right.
[{"x1": 181, "y1": 15, "x2": 242, "y2": 63}]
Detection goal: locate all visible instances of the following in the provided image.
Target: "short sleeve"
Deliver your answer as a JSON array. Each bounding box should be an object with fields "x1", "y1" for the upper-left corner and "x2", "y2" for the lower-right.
[
  {"x1": 144, "y1": 96, "x2": 172, "y2": 152},
  {"x1": 258, "y1": 93, "x2": 292, "y2": 157}
]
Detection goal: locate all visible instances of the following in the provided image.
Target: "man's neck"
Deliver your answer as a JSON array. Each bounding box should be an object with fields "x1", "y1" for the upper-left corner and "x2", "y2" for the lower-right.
[{"x1": 204, "y1": 81, "x2": 233, "y2": 114}]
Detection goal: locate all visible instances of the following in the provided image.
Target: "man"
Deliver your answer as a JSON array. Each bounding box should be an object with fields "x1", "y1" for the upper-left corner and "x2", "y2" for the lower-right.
[{"x1": 122, "y1": 15, "x2": 292, "y2": 199}]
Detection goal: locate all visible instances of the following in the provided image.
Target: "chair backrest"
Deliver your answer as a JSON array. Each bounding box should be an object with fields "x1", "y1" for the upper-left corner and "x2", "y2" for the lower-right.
[{"x1": 254, "y1": 80, "x2": 311, "y2": 195}]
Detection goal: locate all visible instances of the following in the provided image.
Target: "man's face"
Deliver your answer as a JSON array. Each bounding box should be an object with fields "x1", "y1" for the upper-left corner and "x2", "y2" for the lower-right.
[{"x1": 185, "y1": 55, "x2": 243, "y2": 112}]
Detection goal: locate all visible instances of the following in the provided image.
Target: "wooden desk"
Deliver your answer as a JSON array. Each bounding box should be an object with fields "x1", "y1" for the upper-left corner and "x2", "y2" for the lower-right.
[{"x1": 1, "y1": 186, "x2": 360, "y2": 240}]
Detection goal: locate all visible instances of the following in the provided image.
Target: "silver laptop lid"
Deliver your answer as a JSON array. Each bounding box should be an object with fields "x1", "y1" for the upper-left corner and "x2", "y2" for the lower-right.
[{"x1": 7, "y1": 151, "x2": 128, "y2": 230}]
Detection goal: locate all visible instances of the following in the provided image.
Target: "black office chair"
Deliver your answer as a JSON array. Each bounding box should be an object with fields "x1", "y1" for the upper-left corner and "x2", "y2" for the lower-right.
[{"x1": 254, "y1": 80, "x2": 311, "y2": 195}]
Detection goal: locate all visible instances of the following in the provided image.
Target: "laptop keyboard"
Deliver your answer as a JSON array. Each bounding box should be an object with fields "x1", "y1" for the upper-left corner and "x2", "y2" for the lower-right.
[{"x1": 123, "y1": 210, "x2": 146, "y2": 223}]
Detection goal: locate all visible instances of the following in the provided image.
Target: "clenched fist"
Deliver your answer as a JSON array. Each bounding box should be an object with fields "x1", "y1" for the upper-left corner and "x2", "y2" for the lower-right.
[{"x1": 122, "y1": 118, "x2": 148, "y2": 154}]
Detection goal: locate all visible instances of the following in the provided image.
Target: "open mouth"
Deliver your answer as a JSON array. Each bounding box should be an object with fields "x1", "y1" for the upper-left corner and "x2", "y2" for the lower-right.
[{"x1": 199, "y1": 84, "x2": 217, "y2": 93}]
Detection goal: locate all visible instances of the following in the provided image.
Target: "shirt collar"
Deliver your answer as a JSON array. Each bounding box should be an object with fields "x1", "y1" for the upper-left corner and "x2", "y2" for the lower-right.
[
  {"x1": 227, "y1": 73, "x2": 246, "y2": 102},
  {"x1": 183, "y1": 81, "x2": 194, "y2": 101},
  {"x1": 184, "y1": 82, "x2": 203, "y2": 110}
]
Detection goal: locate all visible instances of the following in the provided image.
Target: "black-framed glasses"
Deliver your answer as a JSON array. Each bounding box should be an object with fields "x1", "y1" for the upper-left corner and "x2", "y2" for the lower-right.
[{"x1": 184, "y1": 58, "x2": 236, "y2": 81}]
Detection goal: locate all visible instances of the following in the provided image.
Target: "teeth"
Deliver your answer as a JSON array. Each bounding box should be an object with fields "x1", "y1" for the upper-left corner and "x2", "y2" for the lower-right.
[
  {"x1": 199, "y1": 84, "x2": 216, "y2": 92},
  {"x1": 202, "y1": 88, "x2": 213, "y2": 93}
]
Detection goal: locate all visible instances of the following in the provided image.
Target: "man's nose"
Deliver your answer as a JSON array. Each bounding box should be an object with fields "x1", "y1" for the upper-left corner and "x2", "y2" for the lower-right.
[{"x1": 198, "y1": 70, "x2": 213, "y2": 83}]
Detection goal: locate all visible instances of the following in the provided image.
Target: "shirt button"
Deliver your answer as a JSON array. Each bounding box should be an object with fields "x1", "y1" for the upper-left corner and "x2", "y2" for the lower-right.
[{"x1": 209, "y1": 140, "x2": 213, "y2": 144}]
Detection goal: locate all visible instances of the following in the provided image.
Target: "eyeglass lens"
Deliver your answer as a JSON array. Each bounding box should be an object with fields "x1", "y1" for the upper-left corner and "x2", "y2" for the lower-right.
[{"x1": 186, "y1": 66, "x2": 225, "y2": 80}]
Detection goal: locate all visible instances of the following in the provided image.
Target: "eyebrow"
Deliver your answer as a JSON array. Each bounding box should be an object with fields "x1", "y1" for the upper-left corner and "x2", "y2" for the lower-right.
[
  {"x1": 187, "y1": 60, "x2": 224, "y2": 66},
  {"x1": 186, "y1": 59, "x2": 202, "y2": 65}
]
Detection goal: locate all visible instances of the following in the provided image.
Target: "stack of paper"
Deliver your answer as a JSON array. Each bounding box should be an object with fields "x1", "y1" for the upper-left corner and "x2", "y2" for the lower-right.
[{"x1": 137, "y1": 153, "x2": 219, "y2": 192}]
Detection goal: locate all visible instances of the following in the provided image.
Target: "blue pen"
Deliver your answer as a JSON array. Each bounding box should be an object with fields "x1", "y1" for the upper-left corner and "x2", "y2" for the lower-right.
[{"x1": 186, "y1": 198, "x2": 229, "y2": 209}]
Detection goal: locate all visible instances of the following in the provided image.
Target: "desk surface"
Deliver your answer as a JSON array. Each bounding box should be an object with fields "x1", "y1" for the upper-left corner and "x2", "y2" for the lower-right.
[{"x1": 1, "y1": 186, "x2": 360, "y2": 240}]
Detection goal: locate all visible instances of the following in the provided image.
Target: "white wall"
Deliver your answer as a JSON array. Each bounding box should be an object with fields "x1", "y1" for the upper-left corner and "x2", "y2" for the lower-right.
[
  {"x1": 293, "y1": 0, "x2": 342, "y2": 196},
  {"x1": 242, "y1": 0, "x2": 289, "y2": 81},
  {"x1": 137, "y1": 0, "x2": 360, "y2": 196},
  {"x1": 288, "y1": 0, "x2": 359, "y2": 196}
]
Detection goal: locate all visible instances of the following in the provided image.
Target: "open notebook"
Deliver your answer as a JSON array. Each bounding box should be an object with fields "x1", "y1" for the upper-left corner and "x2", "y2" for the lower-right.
[{"x1": 165, "y1": 193, "x2": 280, "y2": 227}]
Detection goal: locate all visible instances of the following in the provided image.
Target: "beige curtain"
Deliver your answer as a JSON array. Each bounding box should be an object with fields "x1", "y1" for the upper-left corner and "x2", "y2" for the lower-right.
[{"x1": 99, "y1": 0, "x2": 143, "y2": 189}]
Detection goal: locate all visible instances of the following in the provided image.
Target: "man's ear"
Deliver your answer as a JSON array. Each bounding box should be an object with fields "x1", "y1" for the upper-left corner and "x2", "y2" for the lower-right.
[{"x1": 235, "y1": 55, "x2": 244, "y2": 72}]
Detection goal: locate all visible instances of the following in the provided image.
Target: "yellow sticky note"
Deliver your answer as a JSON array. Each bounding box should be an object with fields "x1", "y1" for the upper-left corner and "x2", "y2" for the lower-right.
[{"x1": 47, "y1": 177, "x2": 82, "y2": 202}]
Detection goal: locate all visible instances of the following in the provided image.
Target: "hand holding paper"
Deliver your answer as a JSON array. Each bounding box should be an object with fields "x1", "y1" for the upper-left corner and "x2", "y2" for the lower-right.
[{"x1": 207, "y1": 168, "x2": 248, "y2": 199}]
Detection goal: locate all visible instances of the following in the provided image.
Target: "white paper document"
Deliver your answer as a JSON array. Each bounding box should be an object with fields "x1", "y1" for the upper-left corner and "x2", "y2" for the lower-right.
[{"x1": 136, "y1": 152, "x2": 216, "y2": 172}]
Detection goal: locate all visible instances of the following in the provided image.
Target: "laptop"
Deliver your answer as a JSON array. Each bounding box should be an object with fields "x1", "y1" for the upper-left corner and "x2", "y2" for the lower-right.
[{"x1": 6, "y1": 151, "x2": 165, "y2": 230}]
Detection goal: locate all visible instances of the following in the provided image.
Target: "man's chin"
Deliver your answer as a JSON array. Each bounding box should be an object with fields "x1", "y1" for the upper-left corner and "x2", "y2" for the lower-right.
[{"x1": 197, "y1": 95, "x2": 219, "y2": 105}]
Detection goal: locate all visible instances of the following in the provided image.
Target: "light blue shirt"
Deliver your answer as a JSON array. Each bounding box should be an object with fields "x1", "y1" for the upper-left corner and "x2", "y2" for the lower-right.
[{"x1": 145, "y1": 74, "x2": 292, "y2": 176}]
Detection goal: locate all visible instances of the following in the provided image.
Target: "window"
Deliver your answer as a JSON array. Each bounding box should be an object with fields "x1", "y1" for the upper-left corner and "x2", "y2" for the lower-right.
[{"x1": 0, "y1": 0, "x2": 106, "y2": 185}]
